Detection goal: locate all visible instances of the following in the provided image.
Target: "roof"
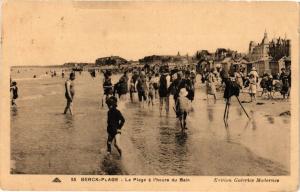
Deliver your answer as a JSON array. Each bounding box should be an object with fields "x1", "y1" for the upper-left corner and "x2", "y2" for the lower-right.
[{"x1": 262, "y1": 36, "x2": 269, "y2": 44}]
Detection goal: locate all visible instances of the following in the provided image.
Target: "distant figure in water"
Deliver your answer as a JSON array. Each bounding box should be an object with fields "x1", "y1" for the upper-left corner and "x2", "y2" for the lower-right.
[
  {"x1": 62, "y1": 70, "x2": 65, "y2": 78},
  {"x1": 103, "y1": 71, "x2": 113, "y2": 107},
  {"x1": 148, "y1": 76, "x2": 154, "y2": 106},
  {"x1": 63, "y1": 72, "x2": 75, "y2": 115},
  {"x1": 10, "y1": 81, "x2": 18, "y2": 106},
  {"x1": 136, "y1": 71, "x2": 148, "y2": 107},
  {"x1": 33, "y1": 75, "x2": 36, "y2": 78},
  {"x1": 105, "y1": 96, "x2": 125, "y2": 157},
  {"x1": 90, "y1": 70, "x2": 96, "y2": 79}
]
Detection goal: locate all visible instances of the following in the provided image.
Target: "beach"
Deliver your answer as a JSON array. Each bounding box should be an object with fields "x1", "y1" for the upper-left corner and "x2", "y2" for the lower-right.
[{"x1": 10, "y1": 68, "x2": 290, "y2": 175}]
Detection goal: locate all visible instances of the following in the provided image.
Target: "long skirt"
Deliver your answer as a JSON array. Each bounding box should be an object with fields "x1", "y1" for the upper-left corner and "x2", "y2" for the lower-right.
[{"x1": 206, "y1": 82, "x2": 216, "y2": 95}]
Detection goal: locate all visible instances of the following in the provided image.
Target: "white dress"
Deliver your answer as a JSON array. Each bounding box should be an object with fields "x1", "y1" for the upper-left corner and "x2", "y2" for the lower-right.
[
  {"x1": 249, "y1": 78, "x2": 257, "y2": 94},
  {"x1": 206, "y1": 73, "x2": 216, "y2": 95},
  {"x1": 178, "y1": 96, "x2": 191, "y2": 113}
]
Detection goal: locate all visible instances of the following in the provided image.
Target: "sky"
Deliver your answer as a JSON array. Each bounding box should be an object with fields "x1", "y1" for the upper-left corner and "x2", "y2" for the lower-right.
[{"x1": 2, "y1": 1, "x2": 298, "y2": 66}]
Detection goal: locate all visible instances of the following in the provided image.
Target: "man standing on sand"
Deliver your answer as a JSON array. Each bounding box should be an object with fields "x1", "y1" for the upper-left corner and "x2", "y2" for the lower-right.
[{"x1": 64, "y1": 72, "x2": 75, "y2": 115}]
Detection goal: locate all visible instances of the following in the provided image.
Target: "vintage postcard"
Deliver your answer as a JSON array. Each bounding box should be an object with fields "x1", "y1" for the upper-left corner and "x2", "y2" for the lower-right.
[{"x1": 0, "y1": 1, "x2": 299, "y2": 191}]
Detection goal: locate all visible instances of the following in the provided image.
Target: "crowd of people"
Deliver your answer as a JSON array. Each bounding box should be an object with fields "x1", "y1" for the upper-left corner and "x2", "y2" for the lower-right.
[
  {"x1": 99, "y1": 65, "x2": 198, "y2": 154},
  {"x1": 10, "y1": 63, "x2": 292, "y2": 157},
  {"x1": 200, "y1": 66, "x2": 291, "y2": 103},
  {"x1": 102, "y1": 66, "x2": 196, "y2": 125}
]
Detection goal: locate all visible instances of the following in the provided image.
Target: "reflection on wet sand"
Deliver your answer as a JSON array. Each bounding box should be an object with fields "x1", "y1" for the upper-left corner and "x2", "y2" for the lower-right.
[
  {"x1": 11, "y1": 107, "x2": 18, "y2": 117},
  {"x1": 11, "y1": 71, "x2": 290, "y2": 175},
  {"x1": 207, "y1": 106, "x2": 214, "y2": 122}
]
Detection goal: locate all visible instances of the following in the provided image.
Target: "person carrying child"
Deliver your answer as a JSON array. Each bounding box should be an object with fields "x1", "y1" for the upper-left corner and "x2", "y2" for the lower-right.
[{"x1": 105, "y1": 96, "x2": 125, "y2": 157}]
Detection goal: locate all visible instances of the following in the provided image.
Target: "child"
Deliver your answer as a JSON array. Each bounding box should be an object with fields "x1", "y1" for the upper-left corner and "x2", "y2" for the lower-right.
[
  {"x1": 105, "y1": 96, "x2": 125, "y2": 156},
  {"x1": 249, "y1": 74, "x2": 256, "y2": 102},
  {"x1": 260, "y1": 74, "x2": 268, "y2": 97},
  {"x1": 177, "y1": 88, "x2": 191, "y2": 131},
  {"x1": 10, "y1": 81, "x2": 18, "y2": 106}
]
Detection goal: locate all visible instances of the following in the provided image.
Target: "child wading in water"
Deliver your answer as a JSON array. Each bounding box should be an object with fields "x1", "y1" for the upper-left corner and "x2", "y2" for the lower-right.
[{"x1": 106, "y1": 96, "x2": 125, "y2": 157}]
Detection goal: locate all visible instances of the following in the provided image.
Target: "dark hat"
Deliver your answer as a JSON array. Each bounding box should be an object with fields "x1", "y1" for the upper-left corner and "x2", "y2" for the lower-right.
[
  {"x1": 70, "y1": 72, "x2": 75, "y2": 78},
  {"x1": 105, "y1": 70, "x2": 112, "y2": 77},
  {"x1": 106, "y1": 96, "x2": 118, "y2": 107}
]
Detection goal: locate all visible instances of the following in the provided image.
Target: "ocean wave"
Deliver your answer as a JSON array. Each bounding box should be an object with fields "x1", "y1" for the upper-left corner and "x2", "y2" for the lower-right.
[
  {"x1": 19, "y1": 94, "x2": 44, "y2": 100},
  {"x1": 13, "y1": 75, "x2": 51, "y2": 81},
  {"x1": 47, "y1": 91, "x2": 57, "y2": 95}
]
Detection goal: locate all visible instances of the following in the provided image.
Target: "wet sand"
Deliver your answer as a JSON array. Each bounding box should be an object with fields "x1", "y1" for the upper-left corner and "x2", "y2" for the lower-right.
[{"x1": 11, "y1": 70, "x2": 290, "y2": 175}]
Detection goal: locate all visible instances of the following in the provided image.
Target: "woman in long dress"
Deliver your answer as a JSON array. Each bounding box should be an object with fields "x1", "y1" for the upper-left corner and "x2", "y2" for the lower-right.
[
  {"x1": 206, "y1": 69, "x2": 217, "y2": 102},
  {"x1": 249, "y1": 74, "x2": 257, "y2": 102},
  {"x1": 234, "y1": 69, "x2": 244, "y2": 90},
  {"x1": 279, "y1": 68, "x2": 290, "y2": 100}
]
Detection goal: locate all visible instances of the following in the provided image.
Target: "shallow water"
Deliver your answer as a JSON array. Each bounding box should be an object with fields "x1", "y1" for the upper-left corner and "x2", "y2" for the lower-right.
[{"x1": 11, "y1": 68, "x2": 290, "y2": 175}]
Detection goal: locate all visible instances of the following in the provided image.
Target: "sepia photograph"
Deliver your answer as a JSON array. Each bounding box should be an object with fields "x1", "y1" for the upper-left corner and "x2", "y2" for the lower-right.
[{"x1": 1, "y1": 1, "x2": 299, "y2": 191}]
